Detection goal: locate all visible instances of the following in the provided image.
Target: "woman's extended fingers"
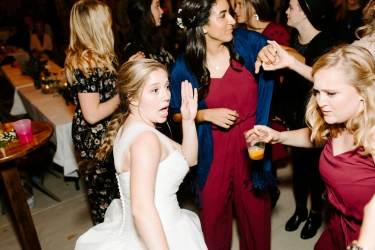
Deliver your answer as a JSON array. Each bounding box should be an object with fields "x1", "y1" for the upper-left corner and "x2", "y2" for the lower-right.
[
  {"x1": 180, "y1": 80, "x2": 198, "y2": 120},
  {"x1": 227, "y1": 110, "x2": 239, "y2": 120},
  {"x1": 182, "y1": 80, "x2": 196, "y2": 99},
  {"x1": 255, "y1": 41, "x2": 280, "y2": 73},
  {"x1": 244, "y1": 125, "x2": 267, "y2": 138},
  {"x1": 261, "y1": 43, "x2": 277, "y2": 63},
  {"x1": 193, "y1": 88, "x2": 198, "y2": 102},
  {"x1": 128, "y1": 51, "x2": 145, "y2": 61}
]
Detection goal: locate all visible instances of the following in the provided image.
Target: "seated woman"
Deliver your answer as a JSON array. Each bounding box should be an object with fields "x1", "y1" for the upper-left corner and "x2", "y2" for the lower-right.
[{"x1": 30, "y1": 20, "x2": 53, "y2": 54}]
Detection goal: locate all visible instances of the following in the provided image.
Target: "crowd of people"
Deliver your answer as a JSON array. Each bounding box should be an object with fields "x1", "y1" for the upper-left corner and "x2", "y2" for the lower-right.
[
  {"x1": 56, "y1": 0, "x2": 375, "y2": 249},
  {"x1": 0, "y1": 15, "x2": 55, "y2": 66}
]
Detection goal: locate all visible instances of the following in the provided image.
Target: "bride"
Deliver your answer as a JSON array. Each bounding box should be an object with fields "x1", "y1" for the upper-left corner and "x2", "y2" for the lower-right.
[{"x1": 75, "y1": 59, "x2": 207, "y2": 250}]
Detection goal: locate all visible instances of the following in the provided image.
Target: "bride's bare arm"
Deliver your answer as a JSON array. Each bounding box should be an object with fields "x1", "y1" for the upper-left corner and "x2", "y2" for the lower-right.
[{"x1": 130, "y1": 132, "x2": 169, "y2": 250}]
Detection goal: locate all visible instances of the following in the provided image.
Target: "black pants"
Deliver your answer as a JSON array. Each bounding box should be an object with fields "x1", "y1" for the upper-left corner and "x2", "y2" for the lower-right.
[{"x1": 291, "y1": 147, "x2": 325, "y2": 212}]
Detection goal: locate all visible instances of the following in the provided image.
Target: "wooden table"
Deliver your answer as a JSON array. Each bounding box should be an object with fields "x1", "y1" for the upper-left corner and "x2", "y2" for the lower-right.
[
  {"x1": 0, "y1": 120, "x2": 53, "y2": 250},
  {"x1": 0, "y1": 62, "x2": 80, "y2": 178}
]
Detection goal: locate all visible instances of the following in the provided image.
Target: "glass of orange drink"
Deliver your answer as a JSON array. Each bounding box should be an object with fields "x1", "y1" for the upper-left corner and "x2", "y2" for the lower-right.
[{"x1": 246, "y1": 130, "x2": 268, "y2": 160}]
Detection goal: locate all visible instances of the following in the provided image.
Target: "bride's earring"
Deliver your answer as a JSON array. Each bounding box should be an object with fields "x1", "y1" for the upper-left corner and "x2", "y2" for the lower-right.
[{"x1": 253, "y1": 14, "x2": 259, "y2": 21}]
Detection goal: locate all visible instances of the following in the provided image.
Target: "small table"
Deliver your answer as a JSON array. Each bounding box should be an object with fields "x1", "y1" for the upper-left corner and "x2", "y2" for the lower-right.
[
  {"x1": 0, "y1": 120, "x2": 53, "y2": 250},
  {"x1": 0, "y1": 62, "x2": 80, "y2": 178}
]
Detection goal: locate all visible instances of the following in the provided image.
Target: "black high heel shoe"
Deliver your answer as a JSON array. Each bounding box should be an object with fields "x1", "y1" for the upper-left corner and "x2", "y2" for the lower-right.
[
  {"x1": 300, "y1": 210, "x2": 322, "y2": 239},
  {"x1": 285, "y1": 206, "x2": 308, "y2": 231}
]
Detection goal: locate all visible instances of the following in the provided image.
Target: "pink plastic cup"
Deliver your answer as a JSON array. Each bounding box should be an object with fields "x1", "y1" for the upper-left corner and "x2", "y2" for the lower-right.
[{"x1": 13, "y1": 119, "x2": 34, "y2": 144}]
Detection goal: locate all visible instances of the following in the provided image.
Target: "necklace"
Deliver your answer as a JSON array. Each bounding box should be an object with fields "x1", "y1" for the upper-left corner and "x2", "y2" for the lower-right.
[{"x1": 207, "y1": 58, "x2": 220, "y2": 70}]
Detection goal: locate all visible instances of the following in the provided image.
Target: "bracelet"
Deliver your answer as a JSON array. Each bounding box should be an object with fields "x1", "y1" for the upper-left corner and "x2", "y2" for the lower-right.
[{"x1": 347, "y1": 240, "x2": 368, "y2": 250}]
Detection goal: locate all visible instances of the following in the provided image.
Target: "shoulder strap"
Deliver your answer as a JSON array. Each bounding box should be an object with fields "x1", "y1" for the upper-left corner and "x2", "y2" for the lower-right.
[{"x1": 113, "y1": 122, "x2": 174, "y2": 173}]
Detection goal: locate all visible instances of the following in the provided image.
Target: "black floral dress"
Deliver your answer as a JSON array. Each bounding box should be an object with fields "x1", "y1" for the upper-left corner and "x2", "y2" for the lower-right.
[{"x1": 70, "y1": 68, "x2": 120, "y2": 224}]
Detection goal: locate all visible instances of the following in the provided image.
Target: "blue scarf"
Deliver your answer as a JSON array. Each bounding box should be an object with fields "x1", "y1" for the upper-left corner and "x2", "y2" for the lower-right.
[{"x1": 170, "y1": 29, "x2": 277, "y2": 207}]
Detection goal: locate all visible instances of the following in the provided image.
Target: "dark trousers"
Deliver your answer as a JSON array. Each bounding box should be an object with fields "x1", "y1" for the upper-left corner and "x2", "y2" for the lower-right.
[{"x1": 291, "y1": 147, "x2": 325, "y2": 212}]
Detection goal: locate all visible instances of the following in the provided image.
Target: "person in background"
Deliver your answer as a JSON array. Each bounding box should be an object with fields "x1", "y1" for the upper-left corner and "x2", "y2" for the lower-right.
[
  {"x1": 75, "y1": 59, "x2": 207, "y2": 250},
  {"x1": 63, "y1": 0, "x2": 121, "y2": 225},
  {"x1": 123, "y1": 0, "x2": 180, "y2": 142},
  {"x1": 330, "y1": 0, "x2": 364, "y2": 44},
  {"x1": 122, "y1": 0, "x2": 174, "y2": 72},
  {"x1": 232, "y1": 0, "x2": 290, "y2": 45},
  {"x1": 30, "y1": 20, "x2": 53, "y2": 54},
  {"x1": 24, "y1": 16, "x2": 34, "y2": 35},
  {"x1": 231, "y1": 0, "x2": 290, "y2": 209},
  {"x1": 255, "y1": 0, "x2": 375, "y2": 83},
  {"x1": 170, "y1": 0, "x2": 276, "y2": 248},
  {"x1": 352, "y1": 0, "x2": 375, "y2": 56},
  {"x1": 270, "y1": 0, "x2": 335, "y2": 240},
  {"x1": 6, "y1": 24, "x2": 29, "y2": 51},
  {"x1": 247, "y1": 44, "x2": 375, "y2": 250}
]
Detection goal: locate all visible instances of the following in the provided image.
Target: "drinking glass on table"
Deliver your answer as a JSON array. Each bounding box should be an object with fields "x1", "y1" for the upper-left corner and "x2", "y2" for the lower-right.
[
  {"x1": 13, "y1": 119, "x2": 34, "y2": 144},
  {"x1": 245, "y1": 130, "x2": 268, "y2": 160}
]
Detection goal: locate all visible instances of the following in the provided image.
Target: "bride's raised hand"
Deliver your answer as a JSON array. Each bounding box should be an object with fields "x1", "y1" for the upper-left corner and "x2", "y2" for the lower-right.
[{"x1": 180, "y1": 80, "x2": 198, "y2": 121}]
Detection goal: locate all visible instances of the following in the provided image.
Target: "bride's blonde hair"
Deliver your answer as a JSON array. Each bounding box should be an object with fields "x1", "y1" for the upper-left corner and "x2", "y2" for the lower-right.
[
  {"x1": 63, "y1": 0, "x2": 117, "y2": 83},
  {"x1": 306, "y1": 45, "x2": 375, "y2": 156},
  {"x1": 79, "y1": 59, "x2": 166, "y2": 174}
]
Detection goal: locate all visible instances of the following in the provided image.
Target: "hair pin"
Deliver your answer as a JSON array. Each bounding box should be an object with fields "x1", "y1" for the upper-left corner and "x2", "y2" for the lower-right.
[{"x1": 177, "y1": 17, "x2": 184, "y2": 29}]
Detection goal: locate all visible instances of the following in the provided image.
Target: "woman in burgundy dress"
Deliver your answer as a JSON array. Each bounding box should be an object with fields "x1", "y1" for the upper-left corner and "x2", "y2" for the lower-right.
[
  {"x1": 170, "y1": 0, "x2": 275, "y2": 249},
  {"x1": 246, "y1": 44, "x2": 375, "y2": 250}
]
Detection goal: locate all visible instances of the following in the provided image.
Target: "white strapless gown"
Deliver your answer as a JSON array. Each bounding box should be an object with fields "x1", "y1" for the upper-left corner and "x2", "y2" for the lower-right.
[{"x1": 75, "y1": 123, "x2": 207, "y2": 249}]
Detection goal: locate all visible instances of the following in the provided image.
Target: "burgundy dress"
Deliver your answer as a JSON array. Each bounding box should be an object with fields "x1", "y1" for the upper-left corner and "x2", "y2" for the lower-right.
[
  {"x1": 200, "y1": 61, "x2": 271, "y2": 250},
  {"x1": 263, "y1": 21, "x2": 290, "y2": 46},
  {"x1": 315, "y1": 138, "x2": 375, "y2": 249}
]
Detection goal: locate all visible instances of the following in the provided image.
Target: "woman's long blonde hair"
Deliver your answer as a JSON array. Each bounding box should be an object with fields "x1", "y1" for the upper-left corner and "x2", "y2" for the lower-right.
[
  {"x1": 79, "y1": 59, "x2": 167, "y2": 173},
  {"x1": 63, "y1": 0, "x2": 117, "y2": 83},
  {"x1": 306, "y1": 45, "x2": 375, "y2": 156},
  {"x1": 356, "y1": 0, "x2": 375, "y2": 38}
]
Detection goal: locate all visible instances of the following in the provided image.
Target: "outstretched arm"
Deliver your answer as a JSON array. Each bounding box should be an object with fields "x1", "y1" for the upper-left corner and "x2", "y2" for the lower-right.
[
  {"x1": 255, "y1": 41, "x2": 313, "y2": 82},
  {"x1": 245, "y1": 125, "x2": 326, "y2": 148},
  {"x1": 130, "y1": 132, "x2": 169, "y2": 250}
]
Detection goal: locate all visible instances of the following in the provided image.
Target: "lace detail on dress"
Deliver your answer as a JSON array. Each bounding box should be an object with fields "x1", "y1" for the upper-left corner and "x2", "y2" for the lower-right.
[{"x1": 115, "y1": 173, "x2": 126, "y2": 235}]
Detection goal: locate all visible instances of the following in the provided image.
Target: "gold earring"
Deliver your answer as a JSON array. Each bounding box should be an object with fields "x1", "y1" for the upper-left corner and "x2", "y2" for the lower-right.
[{"x1": 253, "y1": 14, "x2": 259, "y2": 21}]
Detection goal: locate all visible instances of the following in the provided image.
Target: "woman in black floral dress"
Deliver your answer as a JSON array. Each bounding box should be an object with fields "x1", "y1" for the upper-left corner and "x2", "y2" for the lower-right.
[{"x1": 63, "y1": 0, "x2": 144, "y2": 224}]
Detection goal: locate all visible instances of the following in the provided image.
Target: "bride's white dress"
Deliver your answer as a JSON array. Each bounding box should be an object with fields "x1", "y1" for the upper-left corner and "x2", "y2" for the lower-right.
[{"x1": 75, "y1": 123, "x2": 207, "y2": 249}]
